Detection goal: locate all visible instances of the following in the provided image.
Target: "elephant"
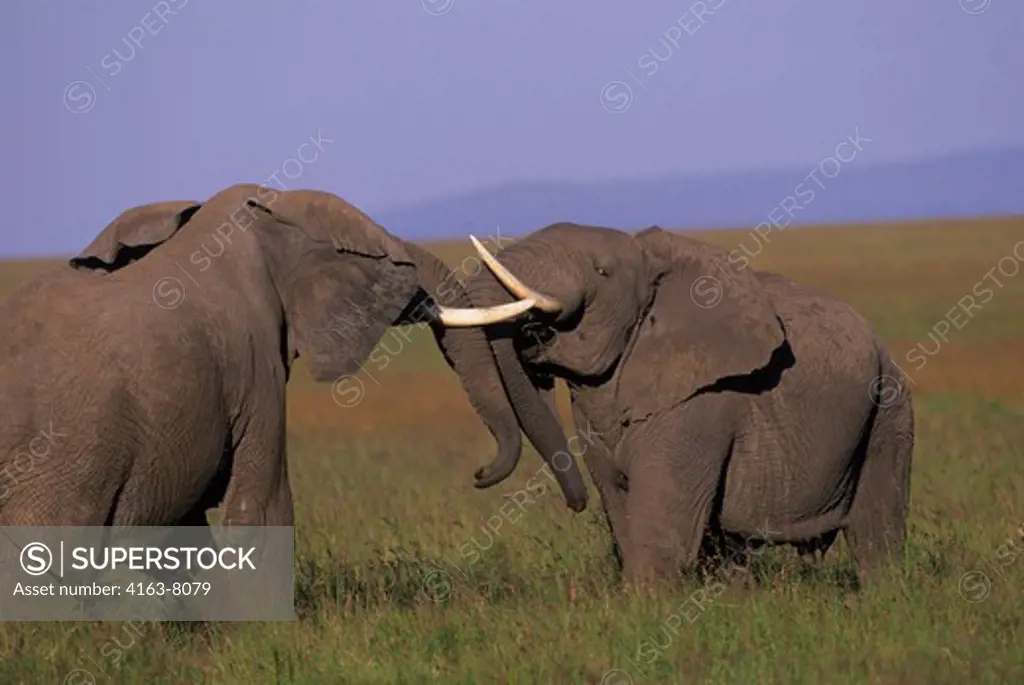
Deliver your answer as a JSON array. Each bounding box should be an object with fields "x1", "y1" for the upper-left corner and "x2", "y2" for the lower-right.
[
  {"x1": 463, "y1": 223, "x2": 914, "y2": 586},
  {"x1": 0, "y1": 201, "x2": 203, "y2": 361},
  {"x1": 0, "y1": 183, "x2": 591, "y2": 534}
]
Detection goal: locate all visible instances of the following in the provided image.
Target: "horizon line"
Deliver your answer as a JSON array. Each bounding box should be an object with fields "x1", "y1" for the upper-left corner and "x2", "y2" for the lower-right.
[{"x1": 2, "y1": 212, "x2": 1019, "y2": 262}]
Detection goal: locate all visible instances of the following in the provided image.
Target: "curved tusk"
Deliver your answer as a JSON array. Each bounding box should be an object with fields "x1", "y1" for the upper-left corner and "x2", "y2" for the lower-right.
[
  {"x1": 469, "y1": 235, "x2": 563, "y2": 313},
  {"x1": 437, "y1": 298, "x2": 537, "y2": 327}
]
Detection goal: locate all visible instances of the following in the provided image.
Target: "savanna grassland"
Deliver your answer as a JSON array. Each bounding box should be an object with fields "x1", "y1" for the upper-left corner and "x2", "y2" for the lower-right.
[{"x1": 1, "y1": 217, "x2": 1022, "y2": 684}]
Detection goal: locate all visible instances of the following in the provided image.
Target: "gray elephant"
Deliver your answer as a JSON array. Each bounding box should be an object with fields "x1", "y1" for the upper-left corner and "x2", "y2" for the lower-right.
[
  {"x1": 0, "y1": 184, "x2": 590, "y2": 532},
  {"x1": 464, "y1": 223, "x2": 914, "y2": 585}
]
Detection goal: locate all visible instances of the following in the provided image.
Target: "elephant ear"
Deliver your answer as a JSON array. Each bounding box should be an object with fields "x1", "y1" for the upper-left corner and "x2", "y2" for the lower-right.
[
  {"x1": 619, "y1": 228, "x2": 787, "y2": 423},
  {"x1": 245, "y1": 191, "x2": 420, "y2": 382},
  {"x1": 69, "y1": 201, "x2": 202, "y2": 272}
]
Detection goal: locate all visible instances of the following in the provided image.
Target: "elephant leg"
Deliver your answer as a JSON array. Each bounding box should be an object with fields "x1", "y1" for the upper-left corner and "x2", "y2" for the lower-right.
[
  {"x1": 211, "y1": 420, "x2": 294, "y2": 618},
  {"x1": 843, "y1": 383, "x2": 913, "y2": 583},
  {"x1": 135, "y1": 501, "x2": 268, "y2": 622},
  {"x1": 583, "y1": 440, "x2": 630, "y2": 572},
  {"x1": 619, "y1": 394, "x2": 735, "y2": 586},
  {"x1": 569, "y1": 402, "x2": 629, "y2": 572},
  {"x1": 123, "y1": 505, "x2": 215, "y2": 621},
  {"x1": 219, "y1": 414, "x2": 294, "y2": 528}
]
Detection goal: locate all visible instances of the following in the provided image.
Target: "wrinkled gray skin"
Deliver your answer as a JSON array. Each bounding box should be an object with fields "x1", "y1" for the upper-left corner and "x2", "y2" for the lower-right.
[
  {"x1": 467, "y1": 224, "x2": 914, "y2": 585},
  {"x1": 0, "y1": 184, "x2": 589, "y2": 531}
]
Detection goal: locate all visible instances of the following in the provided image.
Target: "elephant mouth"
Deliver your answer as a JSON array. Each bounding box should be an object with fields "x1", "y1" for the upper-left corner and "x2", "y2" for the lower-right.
[
  {"x1": 502, "y1": 314, "x2": 548, "y2": 362},
  {"x1": 514, "y1": 301, "x2": 585, "y2": 362},
  {"x1": 517, "y1": 313, "x2": 573, "y2": 359},
  {"x1": 520, "y1": 320, "x2": 555, "y2": 352}
]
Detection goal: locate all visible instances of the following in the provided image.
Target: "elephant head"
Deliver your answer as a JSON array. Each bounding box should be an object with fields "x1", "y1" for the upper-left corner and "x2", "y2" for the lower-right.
[
  {"x1": 67, "y1": 185, "x2": 590, "y2": 510},
  {"x1": 464, "y1": 223, "x2": 787, "y2": 476}
]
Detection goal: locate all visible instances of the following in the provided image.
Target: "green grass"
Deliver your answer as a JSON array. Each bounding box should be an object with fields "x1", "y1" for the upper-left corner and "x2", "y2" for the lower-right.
[
  {"x1": 9, "y1": 397, "x2": 1023, "y2": 684},
  {"x1": 2, "y1": 217, "x2": 1024, "y2": 683}
]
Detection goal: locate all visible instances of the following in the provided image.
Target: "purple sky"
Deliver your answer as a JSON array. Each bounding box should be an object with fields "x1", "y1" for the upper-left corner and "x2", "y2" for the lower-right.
[{"x1": 4, "y1": 0, "x2": 1023, "y2": 256}]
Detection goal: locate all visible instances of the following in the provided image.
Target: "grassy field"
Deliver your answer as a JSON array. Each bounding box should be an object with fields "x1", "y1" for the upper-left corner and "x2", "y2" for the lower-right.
[{"x1": 1, "y1": 216, "x2": 1023, "y2": 683}]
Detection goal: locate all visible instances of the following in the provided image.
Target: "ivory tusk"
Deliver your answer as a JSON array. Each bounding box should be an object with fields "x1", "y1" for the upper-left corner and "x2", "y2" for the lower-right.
[
  {"x1": 469, "y1": 235, "x2": 563, "y2": 313},
  {"x1": 437, "y1": 298, "x2": 538, "y2": 327}
]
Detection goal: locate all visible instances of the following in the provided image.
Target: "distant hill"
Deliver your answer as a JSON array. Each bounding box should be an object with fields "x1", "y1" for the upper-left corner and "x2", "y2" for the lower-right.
[
  {"x1": 375, "y1": 147, "x2": 1024, "y2": 239},
  {"x1": 4, "y1": 148, "x2": 1022, "y2": 260}
]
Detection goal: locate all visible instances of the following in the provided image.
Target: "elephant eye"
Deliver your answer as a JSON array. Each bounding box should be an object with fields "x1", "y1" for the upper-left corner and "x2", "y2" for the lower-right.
[{"x1": 595, "y1": 265, "x2": 610, "y2": 277}]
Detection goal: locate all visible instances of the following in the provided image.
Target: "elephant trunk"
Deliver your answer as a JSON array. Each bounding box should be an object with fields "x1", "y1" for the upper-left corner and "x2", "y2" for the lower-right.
[
  {"x1": 402, "y1": 242, "x2": 527, "y2": 490},
  {"x1": 465, "y1": 266, "x2": 589, "y2": 513}
]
